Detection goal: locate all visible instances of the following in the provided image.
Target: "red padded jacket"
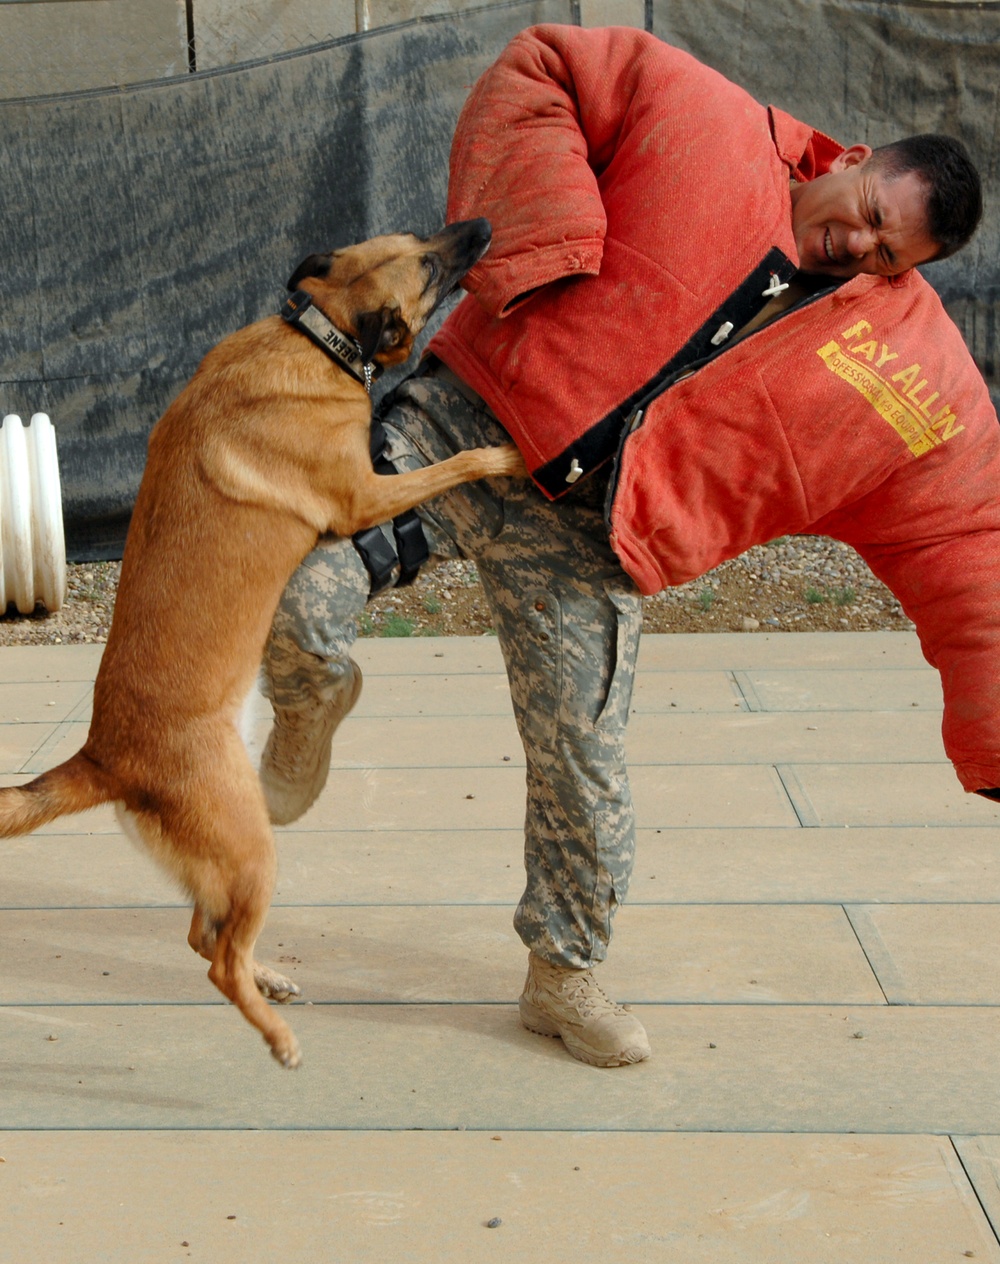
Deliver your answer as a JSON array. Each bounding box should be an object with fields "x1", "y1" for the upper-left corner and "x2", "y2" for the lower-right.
[
  {"x1": 431, "y1": 23, "x2": 839, "y2": 492},
  {"x1": 428, "y1": 24, "x2": 1000, "y2": 794}
]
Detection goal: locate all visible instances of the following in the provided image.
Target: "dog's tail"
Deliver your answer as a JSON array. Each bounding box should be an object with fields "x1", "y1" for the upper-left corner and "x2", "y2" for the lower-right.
[{"x1": 0, "y1": 751, "x2": 117, "y2": 837}]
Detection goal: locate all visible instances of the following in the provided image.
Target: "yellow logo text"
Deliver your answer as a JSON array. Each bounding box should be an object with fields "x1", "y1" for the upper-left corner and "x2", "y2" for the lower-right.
[{"x1": 817, "y1": 319, "x2": 963, "y2": 457}]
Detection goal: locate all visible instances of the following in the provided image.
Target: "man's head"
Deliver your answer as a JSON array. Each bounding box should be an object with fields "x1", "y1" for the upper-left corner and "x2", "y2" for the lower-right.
[{"x1": 790, "y1": 133, "x2": 982, "y2": 279}]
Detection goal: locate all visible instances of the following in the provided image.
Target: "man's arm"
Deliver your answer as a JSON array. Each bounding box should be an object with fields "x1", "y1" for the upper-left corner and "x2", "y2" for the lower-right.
[
  {"x1": 815, "y1": 445, "x2": 1000, "y2": 795},
  {"x1": 446, "y1": 24, "x2": 676, "y2": 316}
]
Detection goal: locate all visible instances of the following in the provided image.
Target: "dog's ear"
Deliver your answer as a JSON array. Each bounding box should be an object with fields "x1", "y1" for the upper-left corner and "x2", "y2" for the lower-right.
[
  {"x1": 287, "y1": 253, "x2": 332, "y2": 291},
  {"x1": 354, "y1": 306, "x2": 409, "y2": 361}
]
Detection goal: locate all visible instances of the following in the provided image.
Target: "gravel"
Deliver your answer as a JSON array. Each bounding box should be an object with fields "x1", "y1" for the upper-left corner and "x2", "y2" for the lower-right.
[{"x1": 0, "y1": 535, "x2": 914, "y2": 645}]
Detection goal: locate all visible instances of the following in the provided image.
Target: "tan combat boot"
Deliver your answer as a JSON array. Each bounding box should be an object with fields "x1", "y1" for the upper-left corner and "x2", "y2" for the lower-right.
[
  {"x1": 259, "y1": 661, "x2": 363, "y2": 825},
  {"x1": 519, "y1": 951, "x2": 651, "y2": 1067}
]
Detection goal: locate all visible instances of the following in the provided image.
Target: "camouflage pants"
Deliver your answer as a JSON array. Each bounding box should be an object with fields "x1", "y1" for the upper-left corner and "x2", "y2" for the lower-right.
[{"x1": 263, "y1": 366, "x2": 642, "y2": 969}]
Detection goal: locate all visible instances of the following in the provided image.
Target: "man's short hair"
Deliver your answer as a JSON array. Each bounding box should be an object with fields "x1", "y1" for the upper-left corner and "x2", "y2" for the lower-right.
[{"x1": 871, "y1": 134, "x2": 983, "y2": 261}]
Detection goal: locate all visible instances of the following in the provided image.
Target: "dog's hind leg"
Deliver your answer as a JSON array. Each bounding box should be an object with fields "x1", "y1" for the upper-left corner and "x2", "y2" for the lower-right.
[
  {"x1": 187, "y1": 905, "x2": 300, "y2": 1002},
  {"x1": 206, "y1": 897, "x2": 303, "y2": 1068},
  {"x1": 127, "y1": 788, "x2": 302, "y2": 1067},
  {"x1": 194, "y1": 810, "x2": 302, "y2": 1068}
]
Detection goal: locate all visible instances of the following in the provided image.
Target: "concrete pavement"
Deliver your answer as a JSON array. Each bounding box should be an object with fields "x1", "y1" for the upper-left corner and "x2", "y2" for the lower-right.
[{"x1": 2, "y1": 632, "x2": 1000, "y2": 1261}]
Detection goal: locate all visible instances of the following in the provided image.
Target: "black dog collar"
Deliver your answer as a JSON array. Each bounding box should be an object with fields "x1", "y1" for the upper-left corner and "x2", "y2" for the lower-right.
[{"x1": 280, "y1": 290, "x2": 381, "y2": 393}]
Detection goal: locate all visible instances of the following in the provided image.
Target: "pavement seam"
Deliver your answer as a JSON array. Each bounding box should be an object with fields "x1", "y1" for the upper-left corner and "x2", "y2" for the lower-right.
[
  {"x1": 774, "y1": 763, "x2": 821, "y2": 826},
  {"x1": 841, "y1": 905, "x2": 894, "y2": 1005},
  {"x1": 728, "y1": 670, "x2": 758, "y2": 711},
  {"x1": 950, "y1": 1136, "x2": 1000, "y2": 1249}
]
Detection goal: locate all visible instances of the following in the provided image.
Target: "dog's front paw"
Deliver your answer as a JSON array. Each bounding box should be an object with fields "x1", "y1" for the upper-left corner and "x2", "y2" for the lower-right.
[{"x1": 254, "y1": 963, "x2": 302, "y2": 1003}]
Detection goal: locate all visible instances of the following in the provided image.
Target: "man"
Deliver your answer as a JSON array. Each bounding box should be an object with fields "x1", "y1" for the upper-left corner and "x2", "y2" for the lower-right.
[{"x1": 260, "y1": 25, "x2": 990, "y2": 1068}]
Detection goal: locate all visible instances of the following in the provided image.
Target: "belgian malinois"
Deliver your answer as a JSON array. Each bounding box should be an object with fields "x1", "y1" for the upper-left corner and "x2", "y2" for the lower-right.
[{"x1": 0, "y1": 220, "x2": 524, "y2": 1067}]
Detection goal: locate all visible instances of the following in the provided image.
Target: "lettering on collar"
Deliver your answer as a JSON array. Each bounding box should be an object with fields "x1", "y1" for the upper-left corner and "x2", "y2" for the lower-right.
[{"x1": 296, "y1": 304, "x2": 364, "y2": 370}]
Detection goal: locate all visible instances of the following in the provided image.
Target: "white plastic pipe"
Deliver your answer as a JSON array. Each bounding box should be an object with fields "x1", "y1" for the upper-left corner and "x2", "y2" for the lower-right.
[{"x1": 0, "y1": 414, "x2": 67, "y2": 614}]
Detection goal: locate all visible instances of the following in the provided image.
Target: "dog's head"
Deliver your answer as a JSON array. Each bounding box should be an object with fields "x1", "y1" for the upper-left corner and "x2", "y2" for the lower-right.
[{"x1": 287, "y1": 219, "x2": 491, "y2": 367}]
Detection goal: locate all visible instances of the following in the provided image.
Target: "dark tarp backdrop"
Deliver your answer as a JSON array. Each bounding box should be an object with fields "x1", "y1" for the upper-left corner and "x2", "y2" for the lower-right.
[
  {"x1": 0, "y1": 0, "x2": 996, "y2": 558},
  {"x1": 0, "y1": 0, "x2": 572, "y2": 558}
]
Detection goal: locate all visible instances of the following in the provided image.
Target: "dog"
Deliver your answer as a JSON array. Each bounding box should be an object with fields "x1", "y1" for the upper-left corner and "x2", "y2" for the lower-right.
[{"x1": 0, "y1": 220, "x2": 524, "y2": 1067}]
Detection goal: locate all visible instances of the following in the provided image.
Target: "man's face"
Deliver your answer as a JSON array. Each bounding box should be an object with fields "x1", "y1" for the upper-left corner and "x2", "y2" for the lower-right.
[{"x1": 790, "y1": 145, "x2": 939, "y2": 278}]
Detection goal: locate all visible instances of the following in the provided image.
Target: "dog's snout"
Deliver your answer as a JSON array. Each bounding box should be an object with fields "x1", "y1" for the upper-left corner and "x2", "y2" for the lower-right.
[
  {"x1": 465, "y1": 217, "x2": 492, "y2": 257},
  {"x1": 434, "y1": 218, "x2": 493, "y2": 269}
]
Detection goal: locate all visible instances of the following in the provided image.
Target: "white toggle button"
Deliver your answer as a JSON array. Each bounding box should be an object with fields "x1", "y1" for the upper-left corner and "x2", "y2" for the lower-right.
[{"x1": 710, "y1": 321, "x2": 734, "y2": 346}]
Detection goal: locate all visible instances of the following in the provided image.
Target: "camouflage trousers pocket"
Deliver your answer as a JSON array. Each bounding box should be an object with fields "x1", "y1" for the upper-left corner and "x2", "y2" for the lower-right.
[{"x1": 594, "y1": 582, "x2": 642, "y2": 733}]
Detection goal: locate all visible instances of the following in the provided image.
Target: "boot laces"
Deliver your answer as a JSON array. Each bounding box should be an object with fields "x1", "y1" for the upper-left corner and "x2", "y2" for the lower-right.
[
  {"x1": 559, "y1": 971, "x2": 626, "y2": 1019},
  {"x1": 264, "y1": 704, "x2": 332, "y2": 779}
]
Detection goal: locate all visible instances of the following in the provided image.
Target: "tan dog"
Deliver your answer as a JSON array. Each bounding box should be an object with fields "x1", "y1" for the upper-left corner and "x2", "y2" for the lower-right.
[{"x1": 0, "y1": 221, "x2": 524, "y2": 1067}]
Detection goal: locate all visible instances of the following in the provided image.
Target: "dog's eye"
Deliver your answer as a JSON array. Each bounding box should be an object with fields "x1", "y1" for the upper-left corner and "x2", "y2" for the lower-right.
[{"x1": 422, "y1": 255, "x2": 440, "y2": 286}]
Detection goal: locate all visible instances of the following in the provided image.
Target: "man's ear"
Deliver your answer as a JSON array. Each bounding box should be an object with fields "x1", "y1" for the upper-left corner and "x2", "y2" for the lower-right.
[
  {"x1": 287, "y1": 253, "x2": 332, "y2": 291},
  {"x1": 830, "y1": 143, "x2": 873, "y2": 172},
  {"x1": 354, "y1": 306, "x2": 407, "y2": 360}
]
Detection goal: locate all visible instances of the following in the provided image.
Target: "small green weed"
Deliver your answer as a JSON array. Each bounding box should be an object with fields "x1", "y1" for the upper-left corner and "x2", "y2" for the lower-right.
[
  {"x1": 697, "y1": 587, "x2": 715, "y2": 611},
  {"x1": 805, "y1": 587, "x2": 825, "y2": 604},
  {"x1": 381, "y1": 613, "x2": 415, "y2": 638},
  {"x1": 833, "y1": 586, "x2": 856, "y2": 607}
]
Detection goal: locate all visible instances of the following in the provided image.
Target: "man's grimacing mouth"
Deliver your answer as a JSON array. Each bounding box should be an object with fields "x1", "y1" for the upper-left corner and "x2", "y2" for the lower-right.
[{"x1": 824, "y1": 228, "x2": 836, "y2": 264}]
